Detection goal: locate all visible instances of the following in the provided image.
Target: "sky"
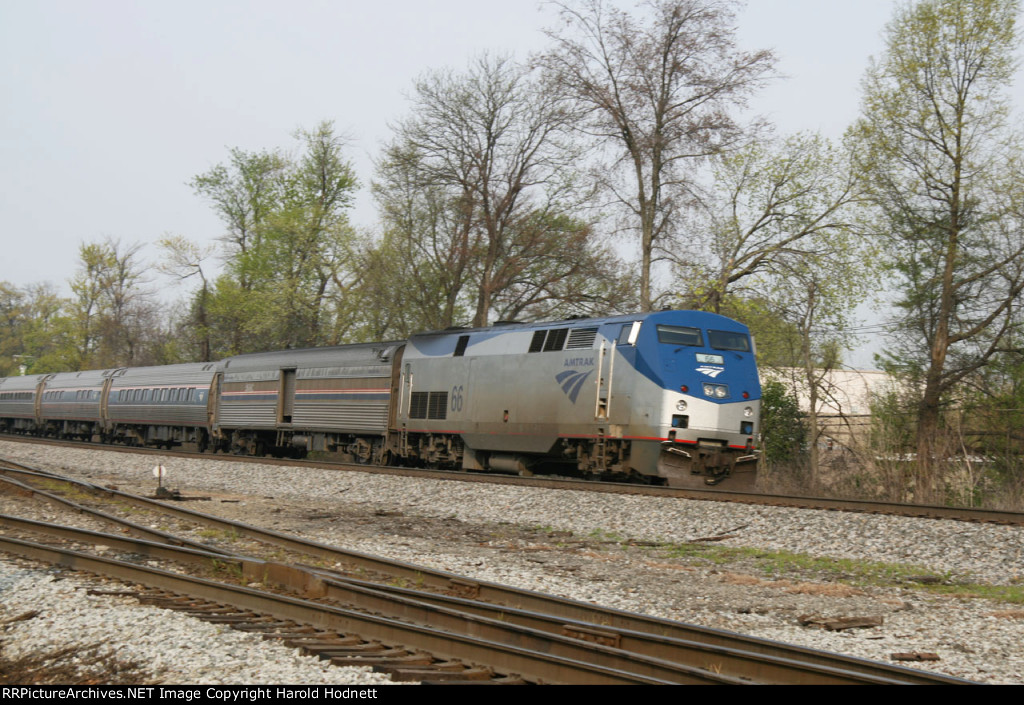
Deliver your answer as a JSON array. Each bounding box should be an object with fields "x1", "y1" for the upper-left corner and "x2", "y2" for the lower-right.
[{"x1": 2, "y1": 1, "x2": 1022, "y2": 365}]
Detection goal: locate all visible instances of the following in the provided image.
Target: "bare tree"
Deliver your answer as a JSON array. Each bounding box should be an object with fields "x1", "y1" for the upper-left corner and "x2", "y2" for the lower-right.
[
  {"x1": 379, "y1": 53, "x2": 625, "y2": 328},
  {"x1": 539, "y1": 0, "x2": 775, "y2": 310},
  {"x1": 677, "y1": 133, "x2": 862, "y2": 314},
  {"x1": 158, "y1": 235, "x2": 216, "y2": 361},
  {"x1": 766, "y1": 248, "x2": 868, "y2": 488},
  {"x1": 372, "y1": 140, "x2": 476, "y2": 331}
]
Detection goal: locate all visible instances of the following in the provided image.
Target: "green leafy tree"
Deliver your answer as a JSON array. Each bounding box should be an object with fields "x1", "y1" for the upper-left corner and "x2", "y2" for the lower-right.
[
  {"x1": 190, "y1": 121, "x2": 359, "y2": 354},
  {"x1": 760, "y1": 379, "x2": 807, "y2": 465},
  {"x1": 0, "y1": 282, "x2": 31, "y2": 376},
  {"x1": 277, "y1": 122, "x2": 359, "y2": 347},
  {"x1": 850, "y1": 0, "x2": 1024, "y2": 500},
  {"x1": 67, "y1": 239, "x2": 157, "y2": 369},
  {"x1": 0, "y1": 282, "x2": 69, "y2": 375},
  {"x1": 191, "y1": 147, "x2": 288, "y2": 288}
]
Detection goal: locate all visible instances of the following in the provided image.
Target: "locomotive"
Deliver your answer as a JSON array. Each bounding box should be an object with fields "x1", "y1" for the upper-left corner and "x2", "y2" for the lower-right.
[{"x1": 0, "y1": 310, "x2": 760, "y2": 488}]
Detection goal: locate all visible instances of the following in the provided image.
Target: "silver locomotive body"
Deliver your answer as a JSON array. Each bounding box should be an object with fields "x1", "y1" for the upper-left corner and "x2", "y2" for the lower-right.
[{"x1": 393, "y1": 310, "x2": 760, "y2": 485}]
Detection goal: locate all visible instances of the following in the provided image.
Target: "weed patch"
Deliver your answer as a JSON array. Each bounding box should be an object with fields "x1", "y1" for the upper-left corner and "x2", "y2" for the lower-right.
[
  {"x1": 654, "y1": 542, "x2": 1024, "y2": 603},
  {"x1": 0, "y1": 641, "x2": 153, "y2": 685}
]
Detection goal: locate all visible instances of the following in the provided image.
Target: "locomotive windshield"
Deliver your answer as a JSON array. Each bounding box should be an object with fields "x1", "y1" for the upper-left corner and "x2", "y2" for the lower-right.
[
  {"x1": 656, "y1": 325, "x2": 703, "y2": 346},
  {"x1": 708, "y1": 330, "x2": 751, "y2": 352}
]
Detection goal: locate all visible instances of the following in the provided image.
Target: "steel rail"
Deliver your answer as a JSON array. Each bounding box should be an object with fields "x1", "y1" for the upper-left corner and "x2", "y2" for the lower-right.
[
  {"x1": 326, "y1": 576, "x2": 968, "y2": 686},
  {"x1": 0, "y1": 459, "x2": 975, "y2": 685},
  {"x1": 666, "y1": 488, "x2": 1024, "y2": 526},
  {"x1": 312, "y1": 576, "x2": 931, "y2": 685},
  {"x1": 0, "y1": 473, "x2": 233, "y2": 555},
  {"x1": 0, "y1": 514, "x2": 237, "y2": 568},
  {"x1": 0, "y1": 533, "x2": 724, "y2": 685},
  {"x1": 2, "y1": 435, "x2": 1022, "y2": 525},
  {"x1": 0, "y1": 517, "x2": 961, "y2": 685}
]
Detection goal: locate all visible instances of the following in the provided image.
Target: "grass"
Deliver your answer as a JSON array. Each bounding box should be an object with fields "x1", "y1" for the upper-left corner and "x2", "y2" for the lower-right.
[
  {"x1": 918, "y1": 583, "x2": 1024, "y2": 604},
  {"x1": 209, "y1": 559, "x2": 244, "y2": 580},
  {"x1": 111, "y1": 501, "x2": 147, "y2": 515},
  {"x1": 196, "y1": 528, "x2": 239, "y2": 542},
  {"x1": 586, "y1": 533, "x2": 1024, "y2": 605},
  {"x1": 528, "y1": 525, "x2": 575, "y2": 545},
  {"x1": 384, "y1": 573, "x2": 426, "y2": 590},
  {"x1": 36, "y1": 478, "x2": 95, "y2": 503},
  {"x1": 587, "y1": 528, "x2": 626, "y2": 543}
]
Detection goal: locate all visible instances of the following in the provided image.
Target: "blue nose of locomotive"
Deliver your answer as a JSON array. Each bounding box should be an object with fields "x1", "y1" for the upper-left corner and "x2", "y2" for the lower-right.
[{"x1": 640, "y1": 311, "x2": 760, "y2": 405}]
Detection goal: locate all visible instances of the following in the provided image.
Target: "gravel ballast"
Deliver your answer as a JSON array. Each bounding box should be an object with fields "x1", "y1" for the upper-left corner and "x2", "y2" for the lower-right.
[
  {"x1": 0, "y1": 564, "x2": 396, "y2": 685},
  {"x1": 0, "y1": 440, "x2": 1022, "y2": 684}
]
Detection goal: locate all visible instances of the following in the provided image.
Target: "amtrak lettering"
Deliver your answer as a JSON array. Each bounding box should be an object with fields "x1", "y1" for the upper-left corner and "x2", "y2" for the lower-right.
[{"x1": 563, "y1": 357, "x2": 595, "y2": 367}]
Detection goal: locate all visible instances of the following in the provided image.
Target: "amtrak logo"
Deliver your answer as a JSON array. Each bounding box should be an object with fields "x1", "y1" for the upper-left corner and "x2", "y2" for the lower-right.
[
  {"x1": 696, "y1": 366, "x2": 725, "y2": 378},
  {"x1": 555, "y1": 369, "x2": 593, "y2": 403}
]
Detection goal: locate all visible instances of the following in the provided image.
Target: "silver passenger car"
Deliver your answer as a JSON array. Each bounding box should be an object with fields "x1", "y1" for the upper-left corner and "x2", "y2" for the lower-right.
[
  {"x1": 106, "y1": 363, "x2": 218, "y2": 448},
  {"x1": 36, "y1": 369, "x2": 110, "y2": 439},
  {"x1": 215, "y1": 343, "x2": 398, "y2": 459},
  {"x1": 0, "y1": 374, "x2": 49, "y2": 433}
]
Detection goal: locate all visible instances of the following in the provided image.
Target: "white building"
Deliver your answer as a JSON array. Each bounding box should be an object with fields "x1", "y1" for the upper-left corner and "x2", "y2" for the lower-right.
[{"x1": 762, "y1": 368, "x2": 898, "y2": 448}]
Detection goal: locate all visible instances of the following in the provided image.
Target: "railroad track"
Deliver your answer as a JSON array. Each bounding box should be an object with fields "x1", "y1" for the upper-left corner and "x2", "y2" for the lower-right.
[
  {"x1": 0, "y1": 458, "x2": 976, "y2": 685},
  {"x1": 1, "y1": 434, "x2": 1021, "y2": 526}
]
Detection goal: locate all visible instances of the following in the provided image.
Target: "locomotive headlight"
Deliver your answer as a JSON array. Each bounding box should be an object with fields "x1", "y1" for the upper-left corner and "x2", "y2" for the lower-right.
[
  {"x1": 744, "y1": 406, "x2": 753, "y2": 417},
  {"x1": 676, "y1": 399, "x2": 687, "y2": 412},
  {"x1": 702, "y1": 383, "x2": 729, "y2": 398}
]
